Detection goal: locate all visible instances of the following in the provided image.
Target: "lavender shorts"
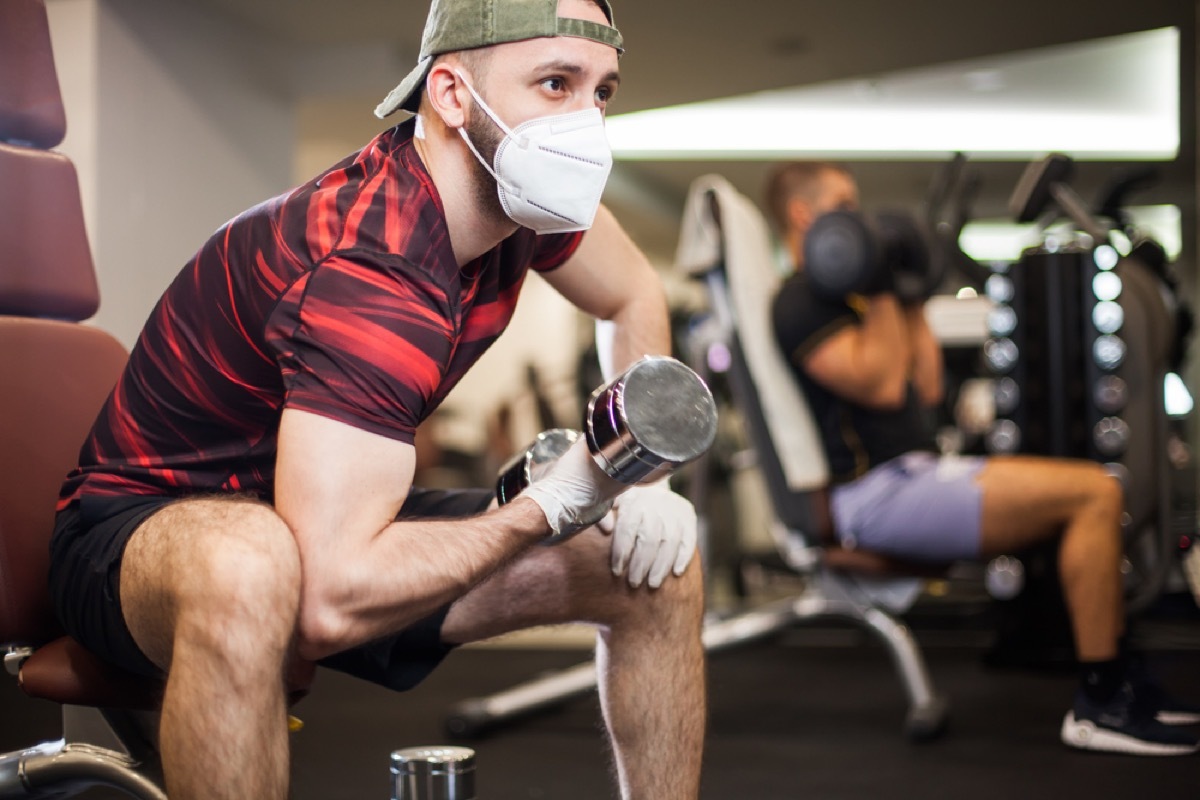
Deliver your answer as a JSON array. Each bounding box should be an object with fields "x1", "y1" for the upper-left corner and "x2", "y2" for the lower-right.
[{"x1": 829, "y1": 452, "x2": 986, "y2": 562}]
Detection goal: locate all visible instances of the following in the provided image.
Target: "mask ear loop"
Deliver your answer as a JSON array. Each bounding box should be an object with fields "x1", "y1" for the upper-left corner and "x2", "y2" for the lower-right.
[
  {"x1": 455, "y1": 72, "x2": 519, "y2": 141},
  {"x1": 448, "y1": 71, "x2": 522, "y2": 196}
]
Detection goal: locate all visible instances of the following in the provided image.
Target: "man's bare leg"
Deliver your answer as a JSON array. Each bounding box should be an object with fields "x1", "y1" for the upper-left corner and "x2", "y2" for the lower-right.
[
  {"x1": 442, "y1": 527, "x2": 706, "y2": 800},
  {"x1": 120, "y1": 497, "x2": 303, "y2": 800},
  {"x1": 974, "y1": 456, "x2": 1125, "y2": 660}
]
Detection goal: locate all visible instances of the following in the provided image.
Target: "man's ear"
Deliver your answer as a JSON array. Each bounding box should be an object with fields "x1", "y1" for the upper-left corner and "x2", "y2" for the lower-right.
[{"x1": 424, "y1": 62, "x2": 471, "y2": 130}]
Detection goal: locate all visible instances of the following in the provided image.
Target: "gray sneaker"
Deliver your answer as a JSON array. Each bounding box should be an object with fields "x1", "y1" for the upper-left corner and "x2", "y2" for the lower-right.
[{"x1": 1062, "y1": 684, "x2": 1200, "y2": 756}]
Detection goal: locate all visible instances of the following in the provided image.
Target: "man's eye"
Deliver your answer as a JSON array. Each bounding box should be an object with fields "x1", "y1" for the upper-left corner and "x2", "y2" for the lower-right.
[
  {"x1": 595, "y1": 86, "x2": 612, "y2": 104},
  {"x1": 542, "y1": 77, "x2": 564, "y2": 92}
]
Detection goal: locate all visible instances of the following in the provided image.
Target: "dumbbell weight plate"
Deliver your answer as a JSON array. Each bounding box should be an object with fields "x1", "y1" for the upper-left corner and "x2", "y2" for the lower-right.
[
  {"x1": 803, "y1": 210, "x2": 879, "y2": 301},
  {"x1": 874, "y1": 211, "x2": 940, "y2": 305},
  {"x1": 586, "y1": 356, "x2": 719, "y2": 485}
]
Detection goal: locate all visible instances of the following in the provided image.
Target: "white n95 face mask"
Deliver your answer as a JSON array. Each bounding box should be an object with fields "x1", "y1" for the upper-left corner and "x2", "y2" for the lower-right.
[{"x1": 455, "y1": 74, "x2": 613, "y2": 235}]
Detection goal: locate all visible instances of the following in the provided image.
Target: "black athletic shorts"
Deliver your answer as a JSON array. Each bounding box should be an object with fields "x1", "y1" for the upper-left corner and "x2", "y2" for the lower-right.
[{"x1": 49, "y1": 487, "x2": 493, "y2": 692}]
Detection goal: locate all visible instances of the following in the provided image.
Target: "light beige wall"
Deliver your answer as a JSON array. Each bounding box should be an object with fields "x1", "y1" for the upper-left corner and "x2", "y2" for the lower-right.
[
  {"x1": 46, "y1": 0, "x2": 296, "y2": 349},
  {"x1": 44, "y1": 0, "x2": 99, "y2": 248}
]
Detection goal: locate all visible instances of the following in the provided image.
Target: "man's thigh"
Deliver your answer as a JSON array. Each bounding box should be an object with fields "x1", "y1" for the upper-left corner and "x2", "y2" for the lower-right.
[
  {"x1": 50, "y1": 487, "x2": 502, "y2": 690},
  {"x1": 119, "y1": 494, "x2": 300, "y2": 671},
  {"x1": 973, "y1": 454, "x2": 1117, "y2": 555},
  {"x1": 439, "y1": 510, "x2": 709, "y2": 648},
  {"x1": 50, "y1": 495, "x2": 178, "y2": 678},
  {"x1": 830, "y1": 452, "x2": 986, "y2": 562},
  {"x1": 51, "y1": 493, "x2": 297, "y2": 677}
]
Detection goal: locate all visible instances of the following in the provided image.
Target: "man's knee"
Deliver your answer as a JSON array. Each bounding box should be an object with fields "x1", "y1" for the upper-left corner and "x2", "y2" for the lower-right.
[
  {"x1": 667, "y1": 551, "x2": 706, "y2": 616},
  {"x1": 173, "y1": 502, "x2": 302, "y2": 649},
  {"x1": 1087, "y1": 465, "x2": 1125, "y2": 515},
  {"x1": 610, "y1": 549, "x2": 705, "y2": 634}
]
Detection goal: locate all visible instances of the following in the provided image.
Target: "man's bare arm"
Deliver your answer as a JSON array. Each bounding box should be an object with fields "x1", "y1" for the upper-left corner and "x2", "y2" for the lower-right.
[
  {"x1": 275, "y1": 408, "x2": 549, "y2": 661},
  {"x1": 542, "y1": 204, "x2": 672, "y2": 376},
  {"x1": 905, "y1": 304, "x2": 944, "y2": 408},
  {"x1": 802, "y1": 294, "x2": 913, "y2": 409}
]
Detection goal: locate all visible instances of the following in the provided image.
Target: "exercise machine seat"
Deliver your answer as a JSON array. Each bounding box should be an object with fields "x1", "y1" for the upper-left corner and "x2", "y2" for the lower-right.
[
  {"x1": 676, "y1": 174, "x2": 941, "y2": 576},
  {"x1": 673, "y1": 174, "x2": 948, "y2": 740},
  {"x1": 0, "y1": 0, "x2": 67, "y2": 150}
]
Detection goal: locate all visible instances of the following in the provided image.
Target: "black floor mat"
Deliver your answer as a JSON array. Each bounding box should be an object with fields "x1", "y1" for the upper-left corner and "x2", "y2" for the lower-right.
[{"x1": 3, "y1": 618, "x2": 1198, "y2": 799}]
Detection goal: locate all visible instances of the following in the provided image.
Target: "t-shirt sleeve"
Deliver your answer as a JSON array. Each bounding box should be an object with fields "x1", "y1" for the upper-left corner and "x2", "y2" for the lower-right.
[
  {"x1": 772, "y1": 275, "x2": 859, "y2": 371},
  {"x1": 264, "y1": 254, "x2": 454, "y2": 443},
  {"x1": 529, "y1": 230, "x2": 586, "y2": 272}
]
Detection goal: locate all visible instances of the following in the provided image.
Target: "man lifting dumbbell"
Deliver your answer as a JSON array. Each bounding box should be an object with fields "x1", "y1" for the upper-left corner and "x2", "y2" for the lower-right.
[
  {"x1": 48, "y1": 2, "x2": 707, "y2": 798},
  {"x1": 765, "y1": 161, "x2": 1198, "y2": 756}
]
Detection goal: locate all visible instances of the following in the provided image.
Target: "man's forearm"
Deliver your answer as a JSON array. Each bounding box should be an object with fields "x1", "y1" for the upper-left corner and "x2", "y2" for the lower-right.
[
  {"x1": 905, "y1": 305, "x2": 944, "y2": 406},
  {"x1": 295, "y1": 497, "x2": 548, "y2": 660},
  {"x1": 595, "y1": 290, "x2": 672, "y2": 381},
  {"x1": 857, "y1": 295, "x2": 913, "y2": 390}
]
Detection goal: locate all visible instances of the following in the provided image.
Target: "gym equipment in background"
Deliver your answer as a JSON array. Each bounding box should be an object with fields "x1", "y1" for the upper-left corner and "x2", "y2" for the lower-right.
[
  {"x1": 924, "y1": 152, "x2": 992, "y2": 293},
  {"x1": 0, "y1": 2, "x2": 170, "y2": 797},
  {"x1": 987, "y1": 153, "x2": 1194, "y2": 617}
]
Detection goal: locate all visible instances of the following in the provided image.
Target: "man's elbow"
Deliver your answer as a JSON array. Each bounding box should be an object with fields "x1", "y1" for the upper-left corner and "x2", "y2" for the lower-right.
[
  {"x1": 295, "y1": 583, "x2": 351, "y2": 662},
  {"x1": 867, "y1": 376, "x2": 909, "y2": 411},
  {"x1": 919, "y1": 382, "x2": 945, "y2": 409},
  {"x1": 611, "y1": 272, "x2": 667, "y2": 323}
]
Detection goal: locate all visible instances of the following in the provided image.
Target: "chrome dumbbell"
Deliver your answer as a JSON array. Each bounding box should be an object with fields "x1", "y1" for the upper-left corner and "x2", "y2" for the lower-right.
[
  {"x1": 496, "y1": 355, "x2": 719, "y2": 543},
  {"x1": 390, "y1": 746, "x2": 475, "y2": 800}
]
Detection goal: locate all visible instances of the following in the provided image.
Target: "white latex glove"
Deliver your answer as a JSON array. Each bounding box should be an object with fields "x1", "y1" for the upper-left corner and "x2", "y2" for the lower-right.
[
  {"x1": 521, "y1": 436, "x2": 622, "y2": 541},
  {"x1": 599, "y1": 480, "x2": 698, "y2": 589}
]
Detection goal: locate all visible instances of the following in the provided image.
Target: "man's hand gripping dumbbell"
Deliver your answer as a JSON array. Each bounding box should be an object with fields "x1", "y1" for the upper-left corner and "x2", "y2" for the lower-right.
[{"x1": 498, "y1": 356, "x2": 717, "y2": 589}]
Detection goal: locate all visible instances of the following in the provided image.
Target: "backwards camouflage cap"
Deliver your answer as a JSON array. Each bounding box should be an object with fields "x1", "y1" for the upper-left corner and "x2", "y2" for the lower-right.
[{"x1": 375, "y1": 0, "x2": 623, "y2": 119}]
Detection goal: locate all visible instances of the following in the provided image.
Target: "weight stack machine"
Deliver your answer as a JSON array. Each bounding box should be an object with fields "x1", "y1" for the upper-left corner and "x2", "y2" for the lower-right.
[
  {"x1": 985, "y1": 243, "x2": 1139, "y2": 476},
  {"x1": 979, "y1": 155, "x2": 1194, "y2": 666}
]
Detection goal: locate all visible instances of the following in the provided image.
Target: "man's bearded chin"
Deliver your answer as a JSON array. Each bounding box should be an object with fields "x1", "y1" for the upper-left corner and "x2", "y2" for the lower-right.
[{"x1": 465, "y1": 109, "x2": 509, "y2": 225}]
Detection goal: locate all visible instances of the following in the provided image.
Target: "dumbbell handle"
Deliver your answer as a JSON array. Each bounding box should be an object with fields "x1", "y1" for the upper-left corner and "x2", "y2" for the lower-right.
[{"x1": 495, "y1": 428, "x2": 613, "y2": 543}]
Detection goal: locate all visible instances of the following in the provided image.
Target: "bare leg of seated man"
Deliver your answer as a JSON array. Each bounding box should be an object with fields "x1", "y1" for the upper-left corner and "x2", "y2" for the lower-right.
[
  {"x1": 119, "y1": 496, "x2": 304, "y2": 800},
  {"x1": 975, "y1": 456, "x2": 1125, "y2": 662},
  {"x1": 974, "y1": 456, "x2": 1199, "y2": 755},
  {"x1": 831, "y1": 451, "x2": 1198, "y2": 754},
  {"x1": 118, "y1": 495, "x2": 705, "y2": 800}
]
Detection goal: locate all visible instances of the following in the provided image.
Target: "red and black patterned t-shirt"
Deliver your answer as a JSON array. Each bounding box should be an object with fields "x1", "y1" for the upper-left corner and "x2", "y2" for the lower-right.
[{"x1": 58, "y1": 119, "x2": 582, "y2": 507}]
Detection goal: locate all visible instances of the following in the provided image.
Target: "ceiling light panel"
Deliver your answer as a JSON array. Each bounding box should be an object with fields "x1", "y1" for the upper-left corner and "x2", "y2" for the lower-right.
[{"x1": 606, "y1": 27, "x2": 1178, "y2": 161}]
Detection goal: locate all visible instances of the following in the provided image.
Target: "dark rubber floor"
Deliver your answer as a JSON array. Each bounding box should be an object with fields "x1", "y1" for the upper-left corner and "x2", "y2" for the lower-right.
[{"x1": 3, "y1": 599, "x2": 1197, "y2": 799}]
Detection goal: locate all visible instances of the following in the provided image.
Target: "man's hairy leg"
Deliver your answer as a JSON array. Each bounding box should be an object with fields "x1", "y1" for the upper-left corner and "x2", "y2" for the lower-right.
[
  {"x1": 975, "y1": 456, "x2": 1125, "y2": 660},
  {"x1": 592, "y1": 565, "x2": 706, "y2": 800},
  {"x1": 442, "y1": 528, "x2": 706, "y2": 800},
  {"x1": 120, "y1": 497, "x2": 303, "y2": 800}
]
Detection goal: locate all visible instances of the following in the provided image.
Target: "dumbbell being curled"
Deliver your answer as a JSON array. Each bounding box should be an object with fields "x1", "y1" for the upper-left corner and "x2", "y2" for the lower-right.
[
  {"x1": 495, "y1": 355, "x2": 719, "y2": 545},
  {"x1": 803, "y1": 209, "x2": 945, "y2": 305}
]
